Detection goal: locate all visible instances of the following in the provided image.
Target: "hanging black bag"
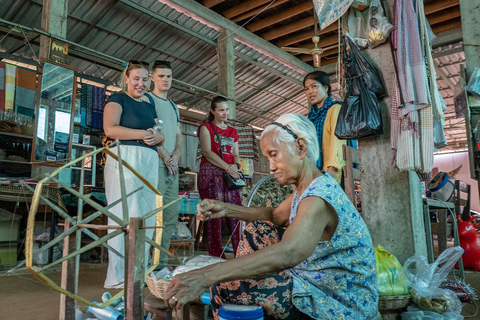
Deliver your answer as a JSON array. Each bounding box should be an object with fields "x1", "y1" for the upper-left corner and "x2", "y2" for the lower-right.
[
  {"x1": 335, "y1": 34, "x2": 384, "y2": 139},
  {"x1": 209, "y1": 123, "x2": 246, "y2": 190}
]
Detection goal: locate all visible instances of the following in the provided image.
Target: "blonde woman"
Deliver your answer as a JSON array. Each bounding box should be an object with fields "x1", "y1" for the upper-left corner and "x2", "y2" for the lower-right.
[{"x1": 103, "y1": 60, "x2": 164, "y2": 289}]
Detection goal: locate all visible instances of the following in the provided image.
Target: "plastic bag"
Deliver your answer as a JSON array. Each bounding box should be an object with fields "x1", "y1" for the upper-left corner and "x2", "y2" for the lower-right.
[
  {"x1": 172, "y1": 255, "x2": 225, "y2": 276},
  {"x1": 343, "y1": 33, "x2": 386, "y2": 99},
  {"x1": 348, "y1": 8, "x2": 368, "y2": 48},
  {"x1": 401, "y1": 305, "x2": 464, "y2": 320},
  {"x1": 351, "y1": 0, "x2": 369, "y2": 10},
  {"x1": 466, "y1": 67, "x2": 480, "y2": 96},
  {"x1": 172, "y1": 222, "x2": 192, "y2": 240},
  {"x1": 375, "y1": 245, "x2": 409, "y2": 296},
  {"x1": 366, "y1": 0, "x2": 394, "y2": 48},
  {"x1": 401, "y1": 247, "x2": 464, "y2": 315},
  {"x1": 313, "y1": 0, "x2": 354, "y2": 30},
  {"x1": 335, "y1": 77, "x2": 383, "y2": 139}
]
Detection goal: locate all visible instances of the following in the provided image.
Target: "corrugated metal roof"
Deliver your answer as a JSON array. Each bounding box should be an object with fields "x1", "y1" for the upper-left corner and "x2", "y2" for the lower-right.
[{"x1": 0, "y1": 0, "x2": 468, "y2": 150}]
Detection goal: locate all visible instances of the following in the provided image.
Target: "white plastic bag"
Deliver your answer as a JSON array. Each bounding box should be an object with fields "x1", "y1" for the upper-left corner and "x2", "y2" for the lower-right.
[
  {"x1": 172, "y1": 222, "x2": 192, "y2": 240},
  {"x1": 402, "y1": 247, "x2": 464, "y2": 315},
  {"x1": 172, "y1": 255, "x2": 226, "y2": 276},
  {"x1": 466, "y1": 67, "x2": 480, "y2": 96},
  {"x1": 348, "y1": 8, "x2": 368, "y2": 48},
  {"x1": 366, "y1": 0, "x2": 394, "y2": 48}
]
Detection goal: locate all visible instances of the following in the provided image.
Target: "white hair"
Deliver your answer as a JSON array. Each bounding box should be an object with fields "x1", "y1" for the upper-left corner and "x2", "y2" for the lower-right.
[{"x1": 261, "y1": 113, "x2": 319, "y2": 164}]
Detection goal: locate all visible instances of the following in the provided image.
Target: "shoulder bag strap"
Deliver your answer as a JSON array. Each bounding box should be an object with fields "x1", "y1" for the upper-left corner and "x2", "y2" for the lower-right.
[
  {"x1": 145, "y1": 93, "x2": 155, "y2": 106},
  {"x1": 168, "y1": 99, "x2": 180, "y2": 122},
  {"x1": 209, "y1": 122, "x2": 224, "y2": 160}
]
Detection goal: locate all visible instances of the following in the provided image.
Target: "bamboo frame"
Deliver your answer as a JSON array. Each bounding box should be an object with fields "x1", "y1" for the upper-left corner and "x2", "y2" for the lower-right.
[{"x1": 24, "y1": 144, "x2": 179, "y2": 309}]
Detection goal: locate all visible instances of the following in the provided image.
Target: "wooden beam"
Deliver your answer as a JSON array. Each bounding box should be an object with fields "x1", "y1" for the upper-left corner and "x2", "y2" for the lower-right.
[
  {"x1": 424, "y1": 0, "x2": 459, "y2": 15},
  {"x1": 158, "y1": 0, "x2": 314, "y2": 73},
  {"x1": 431, "y1": 19, "x2": 462, "y2": 35},
  {"x1": 427, "y1": 7, "x2": 461, "y2": 26},
  {"x1": 270, "y1": 0, "x2": 458, "y2": 47},
  {"x1": 232, "y1": 0, "x2": 289, "y2": 23},
  {"x1": 203, "y1": 0, "x2": 224, "y2": 8},
  {"x1": 263, "y1": 17, "x2": 337, "y2": 41},
  {"x1": 247, "y1": 2, "x2": 314, "y2": 32},
  {"x1": 223, "y1": 0, "x2": 272, "y2": 19}
]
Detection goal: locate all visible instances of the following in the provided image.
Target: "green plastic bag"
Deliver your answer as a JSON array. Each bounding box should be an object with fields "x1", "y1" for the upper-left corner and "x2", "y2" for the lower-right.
[{"x1": 375, "y1": 245, "x2": 409, "y2": 296}]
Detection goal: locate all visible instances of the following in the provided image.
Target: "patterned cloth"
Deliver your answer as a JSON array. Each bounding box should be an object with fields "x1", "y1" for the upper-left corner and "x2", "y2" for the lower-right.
[
  {"x1": 197, "y1": 119, "x2": 259, "y2": 161},
  {"x1": 0, "y1": 63, "x2": 5, "y2": 111},
  {"x1": 198, "y1": 162, "x2": 241, "y2": 259},
  {"x1": 4, "y1": 64, "x2": 16, "y2": 111},
  {"x1": 14, "y1": 67, "x2": 36, "y2": 114},
  {"x1": 211, "y1": 221, "x2": 310, "y2": 320},
  {"x1": 91, "y1": 85, "x2": 106, "y2": 130},
  {"x1": 285, "y1": 173, "x2": 378, "y2": 319},
  {"x1": 308, "y1": 97, "x2": 335, "y2": 170}
]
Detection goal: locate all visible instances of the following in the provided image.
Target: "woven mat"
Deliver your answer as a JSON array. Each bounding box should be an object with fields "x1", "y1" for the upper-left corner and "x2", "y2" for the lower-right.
[{"x1": 0, "y1": 184, "x2": 67, "y2": 213}]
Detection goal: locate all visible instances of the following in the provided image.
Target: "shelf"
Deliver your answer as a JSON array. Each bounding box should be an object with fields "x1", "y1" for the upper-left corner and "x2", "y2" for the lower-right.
[
  {"x1": 0, "y1": 159, "x2": 31, "y2": 164},
  {"x1": 70, "y1": 167, "x2": 92, "y2": 171},
  {"x1": 0, "y1": 131, "x2": 33, "y2": 140}
]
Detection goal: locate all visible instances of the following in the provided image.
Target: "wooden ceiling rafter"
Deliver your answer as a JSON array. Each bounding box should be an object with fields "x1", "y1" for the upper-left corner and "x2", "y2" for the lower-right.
[
  {"x1": 223, "y1": 0, "x2": 273, "y2": 19},
  {"x1": 232, "y1": 0, "x2": 290, "y2": 23},
  {"x1": 247, "y1": 1, "x2": 314, "y2": 32},
  {"x1": 202, "y1": 0, "x2": 224, "y2": 9}
]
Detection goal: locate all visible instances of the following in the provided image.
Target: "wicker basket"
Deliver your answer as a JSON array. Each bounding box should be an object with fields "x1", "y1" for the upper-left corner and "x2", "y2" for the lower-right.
[
  {"x1": 146, "y1": 276, "x2": 170, "y2": 300},
  {"x1": 378, "y1": 295, "x2": 411, "y2": 311}
]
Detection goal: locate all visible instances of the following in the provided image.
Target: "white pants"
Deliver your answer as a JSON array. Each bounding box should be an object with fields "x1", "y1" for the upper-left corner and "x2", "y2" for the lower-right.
[{"x1": 104, "y1": 145, "x2": 158, "y2": 288}]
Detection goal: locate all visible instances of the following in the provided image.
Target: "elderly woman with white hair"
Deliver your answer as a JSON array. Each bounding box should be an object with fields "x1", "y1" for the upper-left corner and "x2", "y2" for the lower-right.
[{"x1": 165, "y1": 113, "x2": 378, "y2": 320}]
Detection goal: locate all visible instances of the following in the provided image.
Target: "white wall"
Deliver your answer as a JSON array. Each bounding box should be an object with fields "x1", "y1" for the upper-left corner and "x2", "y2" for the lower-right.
[{"x1": 433, "y1": 151, "x2": 479, "y2": 212}]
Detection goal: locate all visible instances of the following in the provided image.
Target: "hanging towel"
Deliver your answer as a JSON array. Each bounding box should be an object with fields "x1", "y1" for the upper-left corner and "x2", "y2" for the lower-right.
[
  {"x1": 91, "y1": 86, "x2": 106, "y2": 129},
  {"x1": 4, "y1": 64, "x2": 16, "y2": 111},
  {"x1": 0, "y1": 63, "x2": 5, "y2": 111},
  {"x1": 15, "y1": 67, "x2": 37, "y2": 114},
  {"x1": 86, "y1": 84, "x2": 93, "y2": 127}
]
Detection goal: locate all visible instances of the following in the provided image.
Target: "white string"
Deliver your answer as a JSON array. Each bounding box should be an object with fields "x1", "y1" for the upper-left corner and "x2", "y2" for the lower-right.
[{"x1": 216, "y1": 0, "x2": 277, "y2": 42}]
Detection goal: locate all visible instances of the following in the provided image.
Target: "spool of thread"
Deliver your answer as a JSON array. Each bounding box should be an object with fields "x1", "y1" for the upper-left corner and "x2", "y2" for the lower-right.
[
  {"x1": 201, "y1": 292, "x2": 211, "y2": 305},
  {"x1": 219, "y1": 304, "x2": 263, "y2": 320},
  {"x1": 88, "y1": 302, "x2": 124, "y2": 320}
]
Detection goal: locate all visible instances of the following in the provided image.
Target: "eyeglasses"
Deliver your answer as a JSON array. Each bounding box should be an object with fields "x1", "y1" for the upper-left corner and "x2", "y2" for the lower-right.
[
  {"x1": 153, "y1": 60, "x2": 172, "y2": 68},
  {"x1": 272, "y1": 122, "x2": 298, "y2": 140},
  {"x1": 128, "y1": 60, "x2": 149, "y2": 68}
]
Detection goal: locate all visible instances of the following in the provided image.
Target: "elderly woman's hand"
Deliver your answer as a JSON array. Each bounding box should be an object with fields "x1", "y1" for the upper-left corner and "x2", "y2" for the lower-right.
[
  {"x1": 144, "y1": 128, "x2": 165, "y2": 146},
  {"x1": 164, "y1": 269, "x2": 210, "y2": 316},
  {"x1": 197, "y1": 199, "x2": 227, "y2": 221}
]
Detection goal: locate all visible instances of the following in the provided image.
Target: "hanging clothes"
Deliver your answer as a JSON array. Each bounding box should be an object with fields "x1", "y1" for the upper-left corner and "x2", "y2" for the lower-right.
[{"x1": 391, "y1": 0, "x2": 447, "y2": 173}]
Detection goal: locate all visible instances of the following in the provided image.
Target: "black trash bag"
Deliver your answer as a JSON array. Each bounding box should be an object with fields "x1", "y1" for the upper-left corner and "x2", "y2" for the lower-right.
[
  {"x1": 335, "y1": 77, "x2": 383, "y2": 139},
  {"x1": 343, "y1": 33, "x2": 386, "y2": 99}
]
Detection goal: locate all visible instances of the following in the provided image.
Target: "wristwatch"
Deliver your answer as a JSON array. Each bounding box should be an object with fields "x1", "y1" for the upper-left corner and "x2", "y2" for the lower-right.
[{"x1": 235, "y1": 163, "x2": 241, "y2": 169}]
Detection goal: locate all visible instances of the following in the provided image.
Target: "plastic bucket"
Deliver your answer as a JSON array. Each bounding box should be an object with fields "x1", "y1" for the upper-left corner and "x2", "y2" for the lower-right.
[
  {"x1": 219, "y1": 304, "x2": 263, "y2": 320},
  {"x1": 428, "y1": 172, "x2": 455, "y2": 202}
]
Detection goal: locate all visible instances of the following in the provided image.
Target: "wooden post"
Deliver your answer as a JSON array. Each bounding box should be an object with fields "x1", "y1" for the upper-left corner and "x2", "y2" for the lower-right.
[
  {"x1": 125, "y1": 217, "x2": 145, "y2": 319},
  {"x1": 59, "y1": 219, "x2": 77, "y2": 320},
  {"x1": 154, "y1": 194, "x2": 164, "y2": 264},
  {"x1": 39, "y1": 0, "x2": 68, "y2": 59},
  {"x1": 217, "y1": 30, "x2": 236, "y2": 119}
]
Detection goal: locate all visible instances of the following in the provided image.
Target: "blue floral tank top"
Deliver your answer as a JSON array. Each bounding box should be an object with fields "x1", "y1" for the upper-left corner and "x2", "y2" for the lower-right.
[{"x1": 285, "y1": 173, "x2": 378, "y2": 319}]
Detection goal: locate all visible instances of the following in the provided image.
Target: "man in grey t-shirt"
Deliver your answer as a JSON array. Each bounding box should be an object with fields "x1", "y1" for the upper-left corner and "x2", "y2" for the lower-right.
[{"x1": 147, "y1": 60, "x2": 183, "y2": 265}]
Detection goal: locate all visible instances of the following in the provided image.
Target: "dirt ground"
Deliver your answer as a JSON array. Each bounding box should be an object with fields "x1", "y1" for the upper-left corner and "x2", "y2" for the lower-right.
[{"x1": 1, "y1": 263, "x2": 479, "y2": 319}]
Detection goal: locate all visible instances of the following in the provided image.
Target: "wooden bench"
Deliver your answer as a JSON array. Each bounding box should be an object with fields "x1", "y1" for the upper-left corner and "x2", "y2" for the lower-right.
[{"x1": 170, "y1": 239, "x2": 195, "y2": 256}]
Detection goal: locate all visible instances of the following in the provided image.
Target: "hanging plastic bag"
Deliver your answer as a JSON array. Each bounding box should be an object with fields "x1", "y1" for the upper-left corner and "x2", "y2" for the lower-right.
[
  {"x1": 401, "y1": 247, "x2": 464, "y2": 315},
  {"x1": 466, "y1": 67, "x2": 480, "y2": 96},
  {"x1": 335, "y1": 78, "x2": 384, "y2": 139},
  {"x1": 313, "y1": 0, "x2": 354, "y2": 30},
  {"x1": 172, "y1": 222, "x2": 192, "y2": 240},
  {"x1": 351, "y1": 0, "x2": 370, "y2": 10},
  {"x1": 343, "y1": 33, "x2": 386, "y2": 99},
  {"x1": 366, "y1": 0, "x2": 394, "y2": 48},
  {"x1": 348, "y1": 8, "x2": 368, "y2": 48},
  {"x1": 375, "y1": 245, "x2": 409, "y2": 296}
]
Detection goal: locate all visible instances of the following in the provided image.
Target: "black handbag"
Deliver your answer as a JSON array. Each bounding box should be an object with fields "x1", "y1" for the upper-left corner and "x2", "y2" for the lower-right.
[{"x1": 209, "y1": 123, "x2": 246, "y2": 190}]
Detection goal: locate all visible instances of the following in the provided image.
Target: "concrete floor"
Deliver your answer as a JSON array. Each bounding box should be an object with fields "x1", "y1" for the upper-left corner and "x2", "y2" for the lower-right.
[{"x1": 0, "y1": 256, "x2": 479, "y2": 319}]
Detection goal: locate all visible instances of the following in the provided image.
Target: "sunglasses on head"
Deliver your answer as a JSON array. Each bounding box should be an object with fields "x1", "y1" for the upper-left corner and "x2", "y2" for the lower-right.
[{"x1": 128, "y1": 60, "x2": 150, "y2": 68}]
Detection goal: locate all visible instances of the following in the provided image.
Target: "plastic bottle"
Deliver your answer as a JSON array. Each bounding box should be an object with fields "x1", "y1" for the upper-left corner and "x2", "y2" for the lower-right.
[{"x1": 153, "y1": 118, "x2": 163, "y2": 132}]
